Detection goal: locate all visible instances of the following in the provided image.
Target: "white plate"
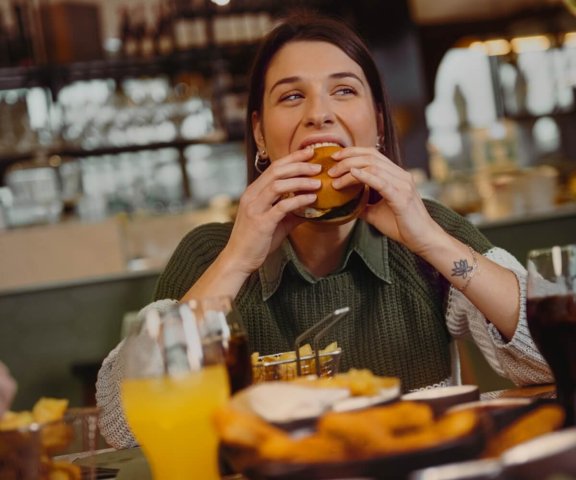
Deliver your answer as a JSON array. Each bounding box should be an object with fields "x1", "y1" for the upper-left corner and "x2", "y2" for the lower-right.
[
  {"x1": 501, "y1": 427, "x2": 576, "y2": 479},
  {"x1": 230, "y1": 381, "x2": 400, "y2": 425},
  {"x1": 402, "y1": 385, "x2": 479, "y2": 415}
]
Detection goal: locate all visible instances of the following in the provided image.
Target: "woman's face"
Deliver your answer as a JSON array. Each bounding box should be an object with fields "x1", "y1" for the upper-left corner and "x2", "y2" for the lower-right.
[{"x1": 253, "y1": 40, "x2": 381, "y2": 161}]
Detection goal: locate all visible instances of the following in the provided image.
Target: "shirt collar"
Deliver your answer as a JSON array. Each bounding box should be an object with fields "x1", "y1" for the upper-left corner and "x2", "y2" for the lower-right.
[{"x1": 258, "y1": 220, "x2": 391, "y2": 301}]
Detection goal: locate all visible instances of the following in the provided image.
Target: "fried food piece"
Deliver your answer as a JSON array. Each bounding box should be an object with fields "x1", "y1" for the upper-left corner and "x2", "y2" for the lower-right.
[
  {"x1": 0, "y1": 410, "x2": 34, "y2": 430},
  {"x1": 0, "y1": 398, "x2": 68, "y2": 432},
  {"x1": 366, "y1": 401, "x2": 434, "y2": 433},
  {"x1": 300, "y1": 368, "x2": 400, "y2": 397},
  {"x1": 318, "y1": 411, "x2": 393, "y2": 457},
  {"x1": 317, "y1": 402, "x2": 476, "y2": 458},
  {"x1": 259, "y1": 433, "x2": 348, "y2": 463},
  {"x1": 483, "y1": 403, "x2": 565, "y2": 457},
  {"x1": 42, "y1": 421, "x2": 74, "y2": 455},
  {"x1": 48, "y1": 461, "x2": 81, "y2": 480},
  {"x1": 434, "y1": 409, "x2": 479, "y2": 442},
  {"x1": 213, "y1": 405, "x2": 289, "y2": 450},
  {"x1": 33, "y1": 398, "x2": 69, "y2": 424}
]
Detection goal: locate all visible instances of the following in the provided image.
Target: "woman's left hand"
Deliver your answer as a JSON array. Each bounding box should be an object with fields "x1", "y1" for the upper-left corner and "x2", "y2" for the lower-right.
[{"x1": 330, "y1": 147, "x2": 445, "y2": 256}]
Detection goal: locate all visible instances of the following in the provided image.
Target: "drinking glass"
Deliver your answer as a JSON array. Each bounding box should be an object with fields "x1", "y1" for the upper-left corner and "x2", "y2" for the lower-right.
[
  {"x1": 526, "y1": 244, "x2": 576, "y2": 426},
  {"x1": 120, "y1": 304, "x2": 230, "y2": 480},
  {"x1": 187, "y1": 296, "x2": 253, "y2": 394}
]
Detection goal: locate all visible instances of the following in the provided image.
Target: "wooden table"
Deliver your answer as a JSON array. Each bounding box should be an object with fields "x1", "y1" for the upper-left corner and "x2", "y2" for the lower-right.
[
  {"x1": 481, "y1": 383, "x2": 556, "y2": 400},
  {"x1": 68, "y1": 447, "x2": 246, "y2": 480}
]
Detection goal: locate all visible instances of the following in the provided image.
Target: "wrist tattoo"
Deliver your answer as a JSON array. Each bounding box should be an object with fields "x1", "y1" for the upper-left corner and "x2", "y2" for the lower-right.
[
  {"x1": 451, "y1": 259, "x2": 473, "y2": 279},
  {"x1": 451, "y1": 245, "x2": 479, "y2": 293}
]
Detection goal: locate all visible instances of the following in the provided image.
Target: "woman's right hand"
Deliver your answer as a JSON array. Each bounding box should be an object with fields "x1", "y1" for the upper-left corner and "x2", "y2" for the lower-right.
[
  {"x1": 181, "y1": 147, "x2": 321, "y2": 302},
  {"x1": 225, "y1": 148, "x2": 322, "y2": 274},
  {"x1": 222, "y1": 147, "x2": 321, "y2": 275}
]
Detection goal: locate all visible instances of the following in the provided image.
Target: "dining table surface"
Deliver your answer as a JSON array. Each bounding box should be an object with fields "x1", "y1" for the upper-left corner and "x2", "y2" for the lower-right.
[{"x1": 65, "y1": 383, "x2": 558, "y2": 480}]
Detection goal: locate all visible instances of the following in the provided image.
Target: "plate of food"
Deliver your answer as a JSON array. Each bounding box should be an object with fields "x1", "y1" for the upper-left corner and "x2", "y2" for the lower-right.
[
  {"x1": 0, "y1": 398, "x2": 82, "y2": 480},
  {"x1": 216, "y1": 398, "x2": 485, "y2": 480},
  {"x1": 230, "y1": 369, "x2": 401, "y2": 428}
]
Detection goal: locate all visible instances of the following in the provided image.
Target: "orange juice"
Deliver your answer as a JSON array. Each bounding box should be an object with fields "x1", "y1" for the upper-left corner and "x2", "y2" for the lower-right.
[{"x1": 121, "y1": 364, "x2": 229, "y2": 480}]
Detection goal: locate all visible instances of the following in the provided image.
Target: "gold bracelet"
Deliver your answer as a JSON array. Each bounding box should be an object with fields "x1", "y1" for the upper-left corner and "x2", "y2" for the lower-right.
[{"x1": 459, "y1": 245, "x2": 479, "y2": 293}]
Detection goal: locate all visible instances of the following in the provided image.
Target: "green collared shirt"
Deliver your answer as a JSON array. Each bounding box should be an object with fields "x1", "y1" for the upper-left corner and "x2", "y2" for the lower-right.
[
  {"x1": 259, "y1": 220, "x2": 390, "y2": 301},
  {"x1": 155, "y1": 199, "x2": 493, "y2": 391}
]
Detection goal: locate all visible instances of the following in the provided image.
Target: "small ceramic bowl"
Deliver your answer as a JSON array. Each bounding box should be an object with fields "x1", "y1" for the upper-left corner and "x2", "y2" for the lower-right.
[
  {"x1": 502, "y1": 427, "x2": 576, "y2": 479},
  {"x1": 409, "y1": 458, "x2": 502, "y2": 480},
  {"x1": 402, "y1": 385, "x2": 480, "y2": 416}
]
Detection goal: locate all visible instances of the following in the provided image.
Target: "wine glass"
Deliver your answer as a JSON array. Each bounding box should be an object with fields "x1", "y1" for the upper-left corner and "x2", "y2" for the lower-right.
[
  {"x1": 526, "y1": 244, "x2": 576, "y2": 426},
  {"x1": 187, "y1": 296, "x2": 253, "y2": 394},
  {"x1": 120, "y1": 304, "x2": 230, "y2": 480}
]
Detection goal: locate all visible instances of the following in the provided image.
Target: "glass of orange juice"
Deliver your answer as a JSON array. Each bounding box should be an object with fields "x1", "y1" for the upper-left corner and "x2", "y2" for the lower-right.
[{"x1": 120, "y1": 304, "x2": 230, "y2": 480}]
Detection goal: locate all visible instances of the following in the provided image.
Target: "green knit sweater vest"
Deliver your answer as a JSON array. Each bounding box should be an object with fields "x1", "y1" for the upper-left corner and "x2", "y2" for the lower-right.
[{"x1": 154, "y1": 200, "x2": 493, "y2": 391}]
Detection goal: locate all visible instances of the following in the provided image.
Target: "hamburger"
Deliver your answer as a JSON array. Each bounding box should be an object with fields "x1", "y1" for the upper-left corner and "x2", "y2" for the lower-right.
[{"x1": 294, "y1": 144, "x2": 368, "y2": 224}]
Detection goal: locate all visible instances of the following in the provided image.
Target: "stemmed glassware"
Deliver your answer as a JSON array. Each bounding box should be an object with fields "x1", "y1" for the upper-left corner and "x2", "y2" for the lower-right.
[
  {"x1": 120, "y1": 303, "x2": 230, "y2": 479},
  {"x1": 526, "y1": 244, "x2": 576, "y2": 426}
]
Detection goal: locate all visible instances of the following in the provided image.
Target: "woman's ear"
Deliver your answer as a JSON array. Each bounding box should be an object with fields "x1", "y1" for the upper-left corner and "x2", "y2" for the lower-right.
[
  {"x1": 252, "y1": 111, "x2": 265, "y2": 152},
  {"x1": 376, "y1": 107, "x2": 385, "y2": 145}
]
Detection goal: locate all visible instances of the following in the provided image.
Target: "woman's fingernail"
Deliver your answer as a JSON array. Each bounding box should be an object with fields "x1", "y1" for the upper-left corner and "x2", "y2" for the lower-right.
[{"x1": 327, "y1": 167, "x2": 336, "y2": 176}]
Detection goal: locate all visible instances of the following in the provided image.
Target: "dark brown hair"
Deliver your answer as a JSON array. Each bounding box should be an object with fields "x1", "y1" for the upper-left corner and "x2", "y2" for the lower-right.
[{"x1": 245, "y1": 12, "x2": 401, "y2": 184}]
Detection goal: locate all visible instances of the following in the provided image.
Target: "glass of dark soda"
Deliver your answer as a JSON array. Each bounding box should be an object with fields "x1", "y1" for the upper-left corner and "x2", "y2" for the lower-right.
[
  {"x1": 527, "y1": 244, "x2": 576, "y2": 426},
  {"x1": 187, "y1": 296, "x2": 253, "y2": 394}
]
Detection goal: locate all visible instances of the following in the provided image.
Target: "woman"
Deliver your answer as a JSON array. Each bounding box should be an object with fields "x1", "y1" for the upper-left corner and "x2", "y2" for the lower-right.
[{"x1": 96, "y1": 13, "x2": 551, "y2": 449}]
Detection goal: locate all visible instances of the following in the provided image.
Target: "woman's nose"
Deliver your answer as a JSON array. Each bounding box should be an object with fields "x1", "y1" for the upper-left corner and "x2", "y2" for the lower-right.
[{"x1": 303, "y1": 96, "x2": 335, "y2": 128}]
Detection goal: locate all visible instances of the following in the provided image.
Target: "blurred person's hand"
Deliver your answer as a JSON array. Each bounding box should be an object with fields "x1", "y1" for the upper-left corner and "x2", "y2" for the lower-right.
[{"x1": 0, "y1": 361, "x2": 17, "y2": 416}]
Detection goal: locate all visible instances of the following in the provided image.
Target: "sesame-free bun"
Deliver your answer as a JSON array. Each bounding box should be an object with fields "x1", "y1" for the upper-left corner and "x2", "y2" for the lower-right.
[{"x1": 294, "y1": 145, "x2": 368, "y2": 224}]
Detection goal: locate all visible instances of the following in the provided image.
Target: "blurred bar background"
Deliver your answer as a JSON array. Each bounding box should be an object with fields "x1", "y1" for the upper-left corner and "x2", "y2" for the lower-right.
[{"x1": 1, "y1": 0, "x2": 575, "y2": 409}]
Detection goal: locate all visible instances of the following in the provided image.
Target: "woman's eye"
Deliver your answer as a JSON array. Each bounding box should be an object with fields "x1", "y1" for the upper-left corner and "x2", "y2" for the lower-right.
[
  {"x1": 335, "y1": 87, "x2": 356, "y2": 96},
  {"x1": 279, "y1": 92, "x2": 303, "y2": 102}
]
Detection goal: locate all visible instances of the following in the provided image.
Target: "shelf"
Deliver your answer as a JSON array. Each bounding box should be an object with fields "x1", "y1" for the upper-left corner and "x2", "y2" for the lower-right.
[
  {"x1": 0, "y1": 135, "x2": 244, "y2": 164},
  {"x1": 0, "y1": 43, "x2": 260, "y2": 93},
  {"x1": 504, "y1": 110, "x2": 576, "y2": 123},
  {"x1": 175, "y1": 0, "x2": 332, "y2": 17}
]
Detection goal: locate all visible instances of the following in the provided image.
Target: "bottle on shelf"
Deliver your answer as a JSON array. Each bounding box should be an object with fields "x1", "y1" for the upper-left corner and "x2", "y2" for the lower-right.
[
  {"x1": 120, "y1": 6, "x2": 137, "y2": 58},
  {"x1": 0, "y1": 11, "x2": 9, "y2": 67},
  {"x1": 141, "y1": 20, "x2": 156, "y2": 58},
  {"x1": 156, "y1": 2, "x2": 175, "y2": 56},
  {"x1": 11, "y1": 1, "x2": 34, "y2": 66},
  {"x1": 129, "y1": 6, "x2": 146, "y2": 59}
]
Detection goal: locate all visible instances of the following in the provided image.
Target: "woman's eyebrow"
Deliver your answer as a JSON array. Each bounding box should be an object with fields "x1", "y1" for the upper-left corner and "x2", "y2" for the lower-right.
[
  {"x1": 269, "y1": 76, "x2": 301, "y2": 95},
  {"x1": 269, "y1": 71, "x2": 365, "y2": 95},
  {"x1": 330, "y1": 71, "x2": 364, "y2": 84}
]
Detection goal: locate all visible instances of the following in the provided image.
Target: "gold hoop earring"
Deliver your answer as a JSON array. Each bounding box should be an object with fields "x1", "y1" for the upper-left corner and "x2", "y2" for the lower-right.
[{"x1": 254, "y1": 151, "x2": 269, "y2": 174}]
